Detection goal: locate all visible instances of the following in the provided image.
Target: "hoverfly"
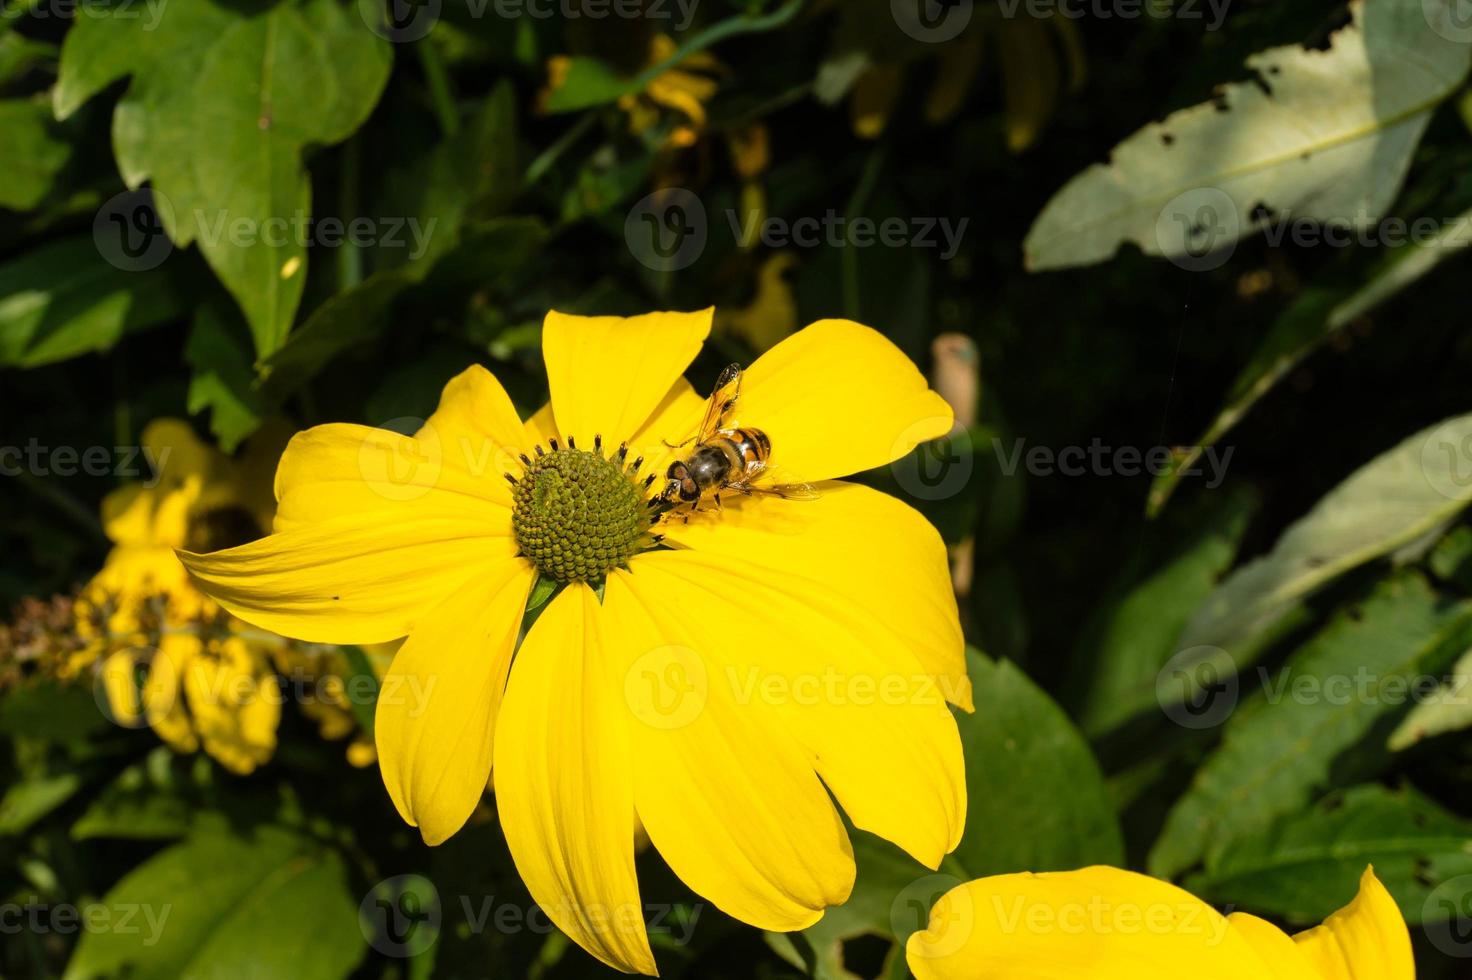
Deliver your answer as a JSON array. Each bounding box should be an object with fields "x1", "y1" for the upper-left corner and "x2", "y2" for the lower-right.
[{"x1": 657, "y1": 363, "x2": 819, "y2": 509}]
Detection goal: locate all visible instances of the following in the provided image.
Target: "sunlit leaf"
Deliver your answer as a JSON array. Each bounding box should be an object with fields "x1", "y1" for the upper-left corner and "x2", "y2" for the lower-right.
[
  {"x1": 55, "y1": 0, "x2": 392, "y2": 357},
  {"x1": 1025, "y1": 0, "x2": 1472, "y2": 270}
]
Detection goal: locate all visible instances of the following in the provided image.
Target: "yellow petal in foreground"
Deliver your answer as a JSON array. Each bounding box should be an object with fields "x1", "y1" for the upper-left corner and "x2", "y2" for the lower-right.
[
  {"x1": 603, "y1": 570, "x2": 856, "y2": 931},
  {"x1": 661, "y1": 482, "x2": 970, "y2": 711},
  {"x1": 272, "y1": 422, "x2": 514, "y2": 531},
  {"x1": 376, "y1": 558, "x2": 535, "y2": 845},
  {"x1": 179, "y1": 513, "x2": 518, "y2": 645},
  {"x1": 1293, "y1": 866, "x2": 1414, "y2": 980},
  {"x1": 493, "y1": 584, "x2": 655, "y2": 976},
  {"x1": 906, "y1": 866, "x2": 1410, "y2": 980},
  {"x1": 733, "y1": 319, "x2": 954, "y2": 483},
  {"x1": 541, "y1": 308, "x2": 712, "y2": 448},
  {"x1": 621, "y1": 549, "x2": 965, "y2": 871}
]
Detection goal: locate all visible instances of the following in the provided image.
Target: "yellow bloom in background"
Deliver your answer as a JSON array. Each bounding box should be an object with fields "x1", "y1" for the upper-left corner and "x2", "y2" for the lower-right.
[
  {"x1": 180, "y1": 309, "x2": 970, "y2": 974},
  {"x1": 715, "y1": 252, "x2": 800, "y2": 352},
  {"x1": 542, "y1": 35, "x2": 722, "y2": 153},
  {"x1": 71, "y1": 418, "x2": 370, "y2": 774},
  {"x1": 906, "y1": 865, "x2": 1413, "y2": 980},
  {"x1": 619, "y1": 33, "x2": 722, "y2": 149}
]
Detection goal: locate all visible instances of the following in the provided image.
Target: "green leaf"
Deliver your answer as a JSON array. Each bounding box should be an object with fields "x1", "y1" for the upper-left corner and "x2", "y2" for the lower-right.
[
  {"x1": 0, "y1": 34, "x2": 57, "y2": 89},
  {"x1": 185, "y1": 303, "x2": 265, "y2": 452},
  {"x1": 1024, "y1": 0, "x2": 1472, "y2": 270},
  {"x1": 1187, "y1": 784, "x2": 1472, "y2": 925},
  {"x1": 525, "y1": 575, "x2": 559, "y2": 614},
  {"x1": 0, "y1": 770, "x2": 82, "y2": 835},
  {"x1": 258, "y1": 216, "x2": 546, "y2": 397},
  {"x1": 71, "y1": 750, "x2": 193, "y2": 841},
  {"x1": 0, "y1": 236, "x2": 182, "y2": 367},
  {"x1": 1168, "y1": 412, "x2": 1472, "y2": 701},
  {"x1": 767, "y1": 834, "x2": 927, "y2": 980},
  {"x1": 1388, "y1": 645, "x2": 1472, "y2": 750},
  {"x1": 64, "y1": 824, "x2": 364, "y2": 980},
  {"x1": 775, "y1": 650, "x2": 1122, "y2": 977},
  {"x1": 55, "y1": 0, "x2": 392, "y2": 357},
  {"x1": 0, "y1": 98, "x2": 73, "y2": 210},
  {"x1": 340, "y1": 645, "x2": 380, "y2": 740},
  {"x1": 956, "y1": 651, "x2": 1124, "y2": 876},
  {"x1": 1149, "y1": 572, "x2": 1472, "y2": 877},
  {"x1": 1072, "y1": 487, "x2": 1257, "y2": 736}
]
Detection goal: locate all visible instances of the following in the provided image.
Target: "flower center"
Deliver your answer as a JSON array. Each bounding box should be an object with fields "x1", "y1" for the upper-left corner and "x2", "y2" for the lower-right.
[{"x1": 510, "y1": 443, "x2": 656, "y2": 584}]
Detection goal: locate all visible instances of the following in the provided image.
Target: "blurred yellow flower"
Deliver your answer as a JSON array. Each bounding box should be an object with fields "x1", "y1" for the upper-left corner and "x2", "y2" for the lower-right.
[
  {"x1": 181, "y1": 308, "x2": 970, "y2": 974},
  {"x1": 833, "y1": 4, "x2": 1085, "y2": 152},
  {"x1": 543, "y1": 34, "x2": 722, "y2": 152},
  {"x1": 716, "y1": 252, "x2": 800, "y2": 351},
  {"x1": 907, "y1": 865, "x2": 1412, "y2": 980},
  {"x1": 71, "y1": 419, "x2": 368, "y2": 774}
]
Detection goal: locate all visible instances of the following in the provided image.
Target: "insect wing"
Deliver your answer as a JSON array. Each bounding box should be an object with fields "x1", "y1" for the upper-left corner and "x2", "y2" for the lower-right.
[
  {"x1": 737, "y1": 460, "x2": 821, "y2": 500},
  {"x1": 695, "y1": 363, "x2": 744, "y2": 442}
]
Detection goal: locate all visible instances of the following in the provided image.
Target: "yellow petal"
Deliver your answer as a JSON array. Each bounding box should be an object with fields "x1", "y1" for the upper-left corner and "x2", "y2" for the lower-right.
[
  {"x1": 530, "y1": 378, "x2": 706, "y2": 496},
  {"x1": 906, "y1": 867, "x2": 1301, "y2": 980},
  {"x1": 493, "y1": 584, "x2": 656, "y2": 976},
  {"x1": 1226, "y1": 913, "x2": 1325, "y2": 980},
  {"x1": 144, "y1": 635, "x2": 198, "y2": 754},
  {"x1": 273, "y1": 422, "x2": 513, "y2": 531},
  {"x1": 660, "y1": 482, "x2": 970, "y2": 711},
  {"x1": 734, "y1": 319, "x2": 953, "y2": 483},
  {"x1": 179, "y1": 512, "x2": 518, "y2": 645},
  {"x1": 142, "y1": 418, "x2": 218, "y2": 490},
  {"x1": 851, "y1": 64, "x2": 903, "y2": 140},
  {"x1": 100, "y1": 649, "x2": 143, "y2": 727},
  {"x1": 1293, "y1": 867, "x2": 1414, "y2": 980},
  {"x1": 419, "y1": 363, "x2": 532, "y2": 470},
  {"x1": 623, "y1": 549, "x2": 965, "y2": 869},
  {"x1": 101, "y1": 485, "x2": 155, "y2": 547},
  {"x1": 603, "y1": 570, "x2": 856, "y2": 931},
  {"x1": 184, "y1": 638, "x2": 280, "y2": 775},
  {"x1": 541, "y1": 309, "x2": 712, "y2": 448},
  {"x1": 376, "y1": 558, "x2": 535, "y2": 845}
]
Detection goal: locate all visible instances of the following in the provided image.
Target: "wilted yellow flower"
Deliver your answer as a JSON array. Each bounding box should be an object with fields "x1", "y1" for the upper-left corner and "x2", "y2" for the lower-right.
[
  {"x1": 542, "y1": 35, "x2": 722, "y2": 153},
  {"x1": 907, "y1": 865, "x2": 1412, "y2": 980},
  {"x1": 620, "y1": 34, "x2": 722, "y2": 149},
  {"x1": 181, "y1": 309, "x2": 970, "y2": 974}
]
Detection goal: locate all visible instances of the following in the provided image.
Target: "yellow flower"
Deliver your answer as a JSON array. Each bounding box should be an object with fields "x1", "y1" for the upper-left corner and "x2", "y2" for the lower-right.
[
  {"x1": 180, "y1": 309, "x2": 971, "y2": 974},
  {"x1": 73, "y1": 419, "x2": 307, "y2": 775},
  {"x1": 619, "y1": 34, "x2": 722, "y2": 149},
  {"x1": 906, "y1": 865, "x2": 1412, "y2": 980},
  {"x1": 542, "y1": 36, "x2": 721, "y2": 153}
]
